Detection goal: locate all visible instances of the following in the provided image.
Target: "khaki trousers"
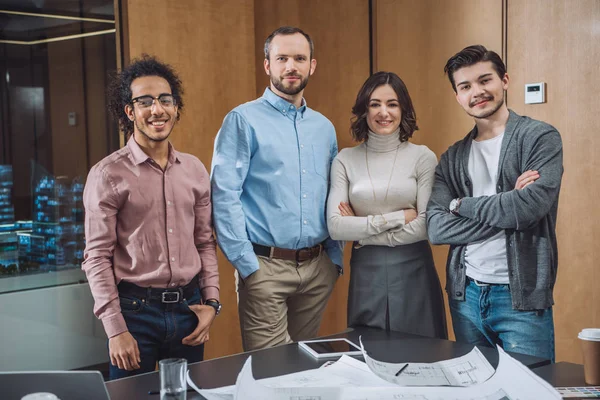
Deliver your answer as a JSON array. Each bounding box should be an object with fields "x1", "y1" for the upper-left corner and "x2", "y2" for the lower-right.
[{"x1": 236, "y1": 251, "x2": 338, "y2": 351}]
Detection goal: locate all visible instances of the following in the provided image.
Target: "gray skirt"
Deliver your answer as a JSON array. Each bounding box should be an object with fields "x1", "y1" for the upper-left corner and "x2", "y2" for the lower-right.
[{"x1": 348, "y1": 240, "x2": 448, "y2": 339}]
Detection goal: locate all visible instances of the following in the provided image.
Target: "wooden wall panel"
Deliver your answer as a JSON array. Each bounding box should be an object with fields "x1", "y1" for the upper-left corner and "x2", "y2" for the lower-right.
[
  {"x1": 84, "y1": 35, "x2": 116, "y2": 168},
  {"x1": 122, "y1": 0, "x2": 256, "y2": 359},
  {"x1": 374, "y1": 0, "x2": 503, "y2": 339},
  {"x1": 507, "y1": 0, "x2": 600, "y2": 363},
  {"x1": 254, "y1": 0, "x2": 371, "y2": 337}
]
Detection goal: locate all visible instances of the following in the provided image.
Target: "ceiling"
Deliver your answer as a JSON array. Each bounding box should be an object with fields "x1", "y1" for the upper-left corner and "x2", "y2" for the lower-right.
[{"x1": 0, "y1": 0, "x2": 114, "y2": 43}]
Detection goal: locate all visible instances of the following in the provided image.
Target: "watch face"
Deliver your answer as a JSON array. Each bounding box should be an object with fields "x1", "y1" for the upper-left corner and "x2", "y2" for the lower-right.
[
  {"x1": 450, "y1": 199, "x2": 461, "y2": 215},
  {"x1": 450, "y1": 199, "x2": 458, "y2": 211}
]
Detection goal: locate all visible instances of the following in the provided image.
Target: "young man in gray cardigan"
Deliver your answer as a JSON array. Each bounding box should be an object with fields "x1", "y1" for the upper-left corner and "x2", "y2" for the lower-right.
[{"x1": 427, "y1": 45, "x2": 563, "y2": 361}]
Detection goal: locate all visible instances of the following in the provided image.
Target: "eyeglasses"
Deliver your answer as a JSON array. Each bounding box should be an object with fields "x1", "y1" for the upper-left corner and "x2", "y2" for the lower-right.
[{"x1": 131, "y1": 94, "x2": 176, "y2": 108}]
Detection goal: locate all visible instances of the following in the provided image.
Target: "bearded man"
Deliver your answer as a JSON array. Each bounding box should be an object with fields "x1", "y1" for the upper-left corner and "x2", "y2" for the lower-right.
[{"x1": 211, "y1": 26, "x2": 343, "y2": 351}]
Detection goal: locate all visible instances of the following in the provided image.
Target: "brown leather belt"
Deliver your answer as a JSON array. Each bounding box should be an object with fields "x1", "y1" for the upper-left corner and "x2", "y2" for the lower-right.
[{"x1": 252, "y1": 243, "x2": 323, "y2": 262}]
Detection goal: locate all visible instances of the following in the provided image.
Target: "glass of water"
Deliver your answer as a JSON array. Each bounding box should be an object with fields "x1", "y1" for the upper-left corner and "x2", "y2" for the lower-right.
[{"x1": 159, "y1": 358, "x2": 188, "y2": 400}]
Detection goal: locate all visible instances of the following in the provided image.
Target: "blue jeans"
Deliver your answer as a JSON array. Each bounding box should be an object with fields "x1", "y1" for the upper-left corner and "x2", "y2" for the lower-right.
[
  {"x1": 450, "y1": 278, "x2": 555, "y2": 362},
  {"x1": 109, "y1": 288, "x2": 205, "y2": 380}
]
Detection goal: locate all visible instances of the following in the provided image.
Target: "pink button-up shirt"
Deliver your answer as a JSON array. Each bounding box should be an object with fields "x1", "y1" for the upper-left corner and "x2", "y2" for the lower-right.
[{"x1": 82, "y1": 138, "x2": 219, "y2": 338}]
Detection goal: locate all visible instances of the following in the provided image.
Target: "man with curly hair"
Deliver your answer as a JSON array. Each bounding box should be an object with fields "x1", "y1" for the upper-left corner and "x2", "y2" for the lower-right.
[{"x1": 82, "y1": 55, "x2": 220, "y2": 379}]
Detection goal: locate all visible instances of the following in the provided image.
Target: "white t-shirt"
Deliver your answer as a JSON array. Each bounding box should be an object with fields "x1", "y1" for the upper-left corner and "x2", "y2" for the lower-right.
[{"x1": 465, "y1": 133, "x2": 509, "y2": 284}]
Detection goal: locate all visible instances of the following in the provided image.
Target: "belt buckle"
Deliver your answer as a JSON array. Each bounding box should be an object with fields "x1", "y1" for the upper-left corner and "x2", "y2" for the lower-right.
[
  {"x1": 296, "y1": 245, "x2": 319, "y2": 262},
  {"x1": 307, "y1": 245, "x2": 321, "y2": 260},
  {"x1": 295, "y1": 249, "x2": 303, "y2": 263},
  {"x1": 161, "y1": 291, "x2": 180, "y2": 303}
]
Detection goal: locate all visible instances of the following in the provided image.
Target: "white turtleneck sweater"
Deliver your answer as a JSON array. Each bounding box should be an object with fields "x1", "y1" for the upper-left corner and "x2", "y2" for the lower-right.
[{"x1": 327, "y1": 129, "x2": 437, "y2": 246}]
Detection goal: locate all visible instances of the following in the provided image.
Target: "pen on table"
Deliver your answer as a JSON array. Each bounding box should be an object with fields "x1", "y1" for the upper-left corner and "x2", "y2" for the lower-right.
[
  {"x1": 395, "y1": 363, "x2": 409, "y2": 376},
  {"x1": 148, "y1": 388, "x2": 197, "y2": 395}
]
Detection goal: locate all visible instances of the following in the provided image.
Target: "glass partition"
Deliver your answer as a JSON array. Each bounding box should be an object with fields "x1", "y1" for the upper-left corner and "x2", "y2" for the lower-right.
[{"x1": 0, "y1": 1, "x2": 119, "y2": 293}]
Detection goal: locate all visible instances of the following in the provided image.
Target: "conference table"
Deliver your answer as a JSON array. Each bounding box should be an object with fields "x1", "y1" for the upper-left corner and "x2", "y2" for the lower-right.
[
  {"x1": 533, "y1": 362, "x2": 587, "y2": 386},
  {"x1": 106, "y1": 326, "x2": 577, "y2": 399}
]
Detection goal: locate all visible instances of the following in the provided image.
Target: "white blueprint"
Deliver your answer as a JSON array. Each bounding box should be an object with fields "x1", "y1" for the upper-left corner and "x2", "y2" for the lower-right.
[
  {"x1": 343, "y1": 346, "x2": 561, "y2": 400},
  {"x1": 188, "y1": 355, "x2": 395, "y2": 399},
  {"x1": 359, "y1": 337, "x2": 495, "y2": 386},
  {"x1": 189, "y1": 347, "x2": 561, "y2": 400}
]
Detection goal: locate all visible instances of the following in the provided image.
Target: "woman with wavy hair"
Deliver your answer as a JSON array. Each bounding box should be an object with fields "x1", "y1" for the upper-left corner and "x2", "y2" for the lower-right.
[{"x1": 327, "y1": 72, "x2": 447, "y2": 338}]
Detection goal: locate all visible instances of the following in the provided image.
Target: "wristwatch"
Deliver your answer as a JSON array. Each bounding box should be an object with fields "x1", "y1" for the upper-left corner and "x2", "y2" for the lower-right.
[
  {"x1": 449, "y1": 198, "x2": 462, "y2": 216},
  {"x1": 204, "y1": 299, "x2": 222, "y2": 316}
]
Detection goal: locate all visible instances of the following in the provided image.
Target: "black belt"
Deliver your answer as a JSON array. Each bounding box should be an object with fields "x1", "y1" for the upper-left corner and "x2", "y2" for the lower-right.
[
  {"x1": 467, "y1": 276, "x2": 506, "y2": 286},
  {"x1": 118, "y1": 276, "x2": 198, "y2": 304},
  {"x1": 252, "y1": 243, "x2": 323, "y2": 262}
]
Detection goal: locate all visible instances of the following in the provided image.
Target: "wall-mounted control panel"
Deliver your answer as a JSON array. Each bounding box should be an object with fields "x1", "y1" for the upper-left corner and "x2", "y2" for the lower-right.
[
  {"x1": 525, "y1": 82, "x2": 546, "y2": 104},
  {"x1": 68, "y1": 112, "x2": 77, "y2": 126}
]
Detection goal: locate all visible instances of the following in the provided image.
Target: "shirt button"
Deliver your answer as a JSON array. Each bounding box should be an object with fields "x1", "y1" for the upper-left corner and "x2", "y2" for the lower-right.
[
  {"x1": 167, "y1": 201, "x2": 172, "y2": 206},
  {"x1": 169, "y1": 228, "x2": 173, "y2": 233},
  {"x1": 303, "y1": 220, "x2": 307, "y2": 225},
  {"x1": 171, "y1": 283, "x2": 176, "y2": 287},
  {"x1": 497, "y1": 185, "x2": 501, "y2": 191},
  {"x1": 300, "y1": 144, "x2": 304, "y2": 149},
  {"x1": 303, "y1": 194, "x2": 307, "y2": 198},
  {"x1": 456, "y1": 291, "x2": 463, "y2": 297},
  {"x1": 171, "y1": 257, "x2": 175, "y2": 261},
  {"x1": 302, "y1": 169, "x2": 306, "y2": 173}
]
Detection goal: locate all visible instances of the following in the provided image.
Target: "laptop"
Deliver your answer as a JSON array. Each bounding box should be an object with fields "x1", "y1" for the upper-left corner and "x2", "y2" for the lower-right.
[{"x1": 0, "y1": 370, "x2": 110, "y2": 400}]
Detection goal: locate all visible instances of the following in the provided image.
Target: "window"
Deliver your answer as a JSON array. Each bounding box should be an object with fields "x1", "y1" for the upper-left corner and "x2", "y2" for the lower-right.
[{"x1": 0, "y1": 1, "x2": 118, "y2": 293}]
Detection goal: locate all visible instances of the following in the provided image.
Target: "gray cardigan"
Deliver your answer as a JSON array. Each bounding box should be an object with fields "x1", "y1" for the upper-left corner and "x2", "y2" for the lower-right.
[{"x1": 426, "y1": 110, "x2": 563, "y2": 310}]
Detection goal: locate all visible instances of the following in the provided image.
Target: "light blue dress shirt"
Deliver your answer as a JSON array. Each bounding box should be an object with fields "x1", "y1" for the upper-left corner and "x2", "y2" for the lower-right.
[{"x1": 211, "y1": 88, "x2": 344, "y2": 278}]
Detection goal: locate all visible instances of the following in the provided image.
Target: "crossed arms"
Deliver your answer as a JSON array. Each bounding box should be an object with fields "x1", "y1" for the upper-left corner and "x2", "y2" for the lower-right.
[
  {"x1": 426, "y1": 129, "x2": 563, "y2": 246},
  {"x1": 327, "y1": 150, "x2": 437, "y2": 247}
]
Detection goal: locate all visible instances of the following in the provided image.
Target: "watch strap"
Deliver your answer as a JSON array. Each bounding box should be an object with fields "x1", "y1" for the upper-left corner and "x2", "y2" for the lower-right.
[{"x1": 204, "y1": 299, "x2": 222, "y2": 315}]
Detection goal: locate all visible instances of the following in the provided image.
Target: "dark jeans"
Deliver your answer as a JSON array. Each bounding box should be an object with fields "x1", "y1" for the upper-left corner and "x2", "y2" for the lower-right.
[{"x1": 109, "y1": 288, "x2": 204, "y2": 380}]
